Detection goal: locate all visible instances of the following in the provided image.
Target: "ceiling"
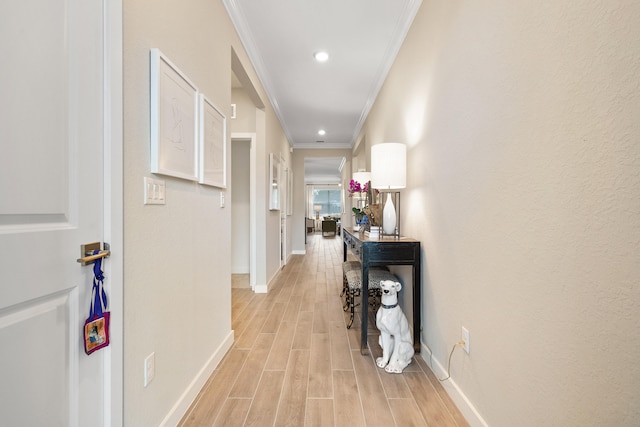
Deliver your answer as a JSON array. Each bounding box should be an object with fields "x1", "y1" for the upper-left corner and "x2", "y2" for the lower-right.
[
  {"x1": 303, "y1": 157, "x2": 344, "y2": 184},
  {"x1": 223, "y1": 0, "x2": 422, "y2": 150}
]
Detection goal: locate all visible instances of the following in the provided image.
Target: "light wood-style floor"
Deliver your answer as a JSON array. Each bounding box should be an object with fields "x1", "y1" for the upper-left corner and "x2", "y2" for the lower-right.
[{"x1": 179, "y1": 233, "x2": 469, "y2": 427}]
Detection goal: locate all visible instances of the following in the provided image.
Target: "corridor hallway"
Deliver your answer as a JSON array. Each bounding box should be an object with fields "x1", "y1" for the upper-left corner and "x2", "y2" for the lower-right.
[{"x1": 179, "y1": 233, "x2": 469, "y2": 426}]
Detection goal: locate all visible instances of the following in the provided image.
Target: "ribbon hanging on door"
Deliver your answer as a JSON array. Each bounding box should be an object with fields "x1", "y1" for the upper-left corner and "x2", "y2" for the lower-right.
[{"x1": 84, "y1": 252, "x2": 110, "y2": 355}]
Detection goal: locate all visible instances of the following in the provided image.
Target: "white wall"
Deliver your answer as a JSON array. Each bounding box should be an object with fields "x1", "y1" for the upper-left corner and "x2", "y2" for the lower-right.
[
  {"x1": 264, "y1": 112, "x2": 292, "y2": 286},
  {"x1": 359, "y1": 1, "x2": 640, "y2": 426},
  {"x1": 231, "y1": 73, "x2": 292, "y2": 290},
  {"x1": 231, "y1": 140, "x2": 250, "y2": 274},
  {"x1": 123, "y1": 2, "x2": 233, "y2": 425},
  {"x1": 230, "y1": 86, "x2": 255, "y2": 278},
  {"x1": 123, "y1": 1, "x2": 288, "y2": 424},
  {"x1": 231, "y1": 87, "x2": 256, "y2": 133}
]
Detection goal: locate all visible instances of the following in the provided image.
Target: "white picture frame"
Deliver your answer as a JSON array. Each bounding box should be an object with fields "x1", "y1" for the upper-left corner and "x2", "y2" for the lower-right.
[
  {"x1": 282, "y1": 167, "x2": 288, "y2": 214},
  {"x1": 269, "y1": 153, "x2": 280, "y2": 211},
  {"x1": 287, "y1": 169, "x2": 293, "y2": 216},
  {"x1": 198, "y1": 94, "x2": 226, "y2": 188},
  {"x1": 150, "y1": 48, "x2": 198, "y2": 181}
]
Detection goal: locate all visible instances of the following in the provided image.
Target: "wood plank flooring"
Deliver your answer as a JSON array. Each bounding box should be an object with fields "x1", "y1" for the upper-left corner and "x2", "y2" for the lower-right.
[{"x1": 179, "y1": 233, "x2": 469, "y2": 427}]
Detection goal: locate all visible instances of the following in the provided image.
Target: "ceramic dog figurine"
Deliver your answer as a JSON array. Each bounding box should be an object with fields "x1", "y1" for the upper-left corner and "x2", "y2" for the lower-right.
[{"x1": 376, "y1": 280, "x2": 415, "y2": 373}]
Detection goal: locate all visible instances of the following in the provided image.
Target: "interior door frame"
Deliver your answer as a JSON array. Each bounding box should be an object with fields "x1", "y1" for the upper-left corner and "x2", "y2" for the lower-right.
[
  {"x1": 280, "y1": 155, "x2": 287, "y2": 268},
  {"x1": 231, "y1": 133, "x2": 257, "y2": 290},
  {"x1": 104, "y1": 0, "x2": 124, "y2": 425}
]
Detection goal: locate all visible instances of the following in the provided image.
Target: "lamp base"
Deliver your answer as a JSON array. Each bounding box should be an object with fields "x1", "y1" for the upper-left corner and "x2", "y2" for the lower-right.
[
  {"x1": 380, "y1": 191, "x2": 400, "y2": 238},
  {"x1": 383, "y1": 193, "x2": 396, "y2": 235}
]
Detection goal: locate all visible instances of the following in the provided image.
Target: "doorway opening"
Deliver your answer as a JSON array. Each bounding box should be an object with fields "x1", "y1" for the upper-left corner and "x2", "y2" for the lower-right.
[{"x1": 231, "y1": 134, "x2": 256, "y2": 290}]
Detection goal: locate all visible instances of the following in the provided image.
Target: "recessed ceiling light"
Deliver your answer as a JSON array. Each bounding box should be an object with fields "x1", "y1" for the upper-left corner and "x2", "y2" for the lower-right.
[
  {"x1": 318, "y1": 129, "x2": 326, "y2": 136},
  {"x1": 314, "y1": 51, "x2": 329, "y2": 62}
]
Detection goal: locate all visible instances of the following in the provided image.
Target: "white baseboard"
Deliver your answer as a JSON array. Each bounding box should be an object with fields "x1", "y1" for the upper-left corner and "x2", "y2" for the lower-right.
[
  {"x1": 254, "y1": 262, "x2": 292, "y2": 294},
  {"x1": 292, "y1": 250, "x2": 306, "y2": 255},
  {"x1": 159, "y1": 330, "x2": 234, "y2": 427},
  {"x1": 420, "y1": 343, "x2": 489, "y2": 427},
  {"x1": 231, "y1": 266, "x2": 249, "y2": 275},
  {"x1": 254, "y1": 284, "x2": 268, "y2": 293}
]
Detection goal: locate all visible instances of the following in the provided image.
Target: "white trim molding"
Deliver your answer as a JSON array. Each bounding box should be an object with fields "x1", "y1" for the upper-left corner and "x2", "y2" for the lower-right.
[
  {"x1": 420, "y1": 343, "x2": 489, "y2": 427},
  {"x1": 159, "y1": 331, "x2": 234, "y2": 427}
]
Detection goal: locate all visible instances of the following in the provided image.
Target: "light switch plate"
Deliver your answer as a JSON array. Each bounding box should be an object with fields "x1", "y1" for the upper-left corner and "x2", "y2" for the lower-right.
[{"x1": 144, "y1": 177, "x2": 165, "y2": 205}]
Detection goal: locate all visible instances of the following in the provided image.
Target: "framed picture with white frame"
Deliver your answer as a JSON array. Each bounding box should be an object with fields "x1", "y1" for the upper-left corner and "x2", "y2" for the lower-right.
[
  {"x1": 150, "y1": 48, "x2": 199, "y2": 181},
  {"x1": 269, "y1": 153, "x2": 280, "y2": 210},
  {"x1": 287, "y1": 168, "x2": 293, "y2": 216},
  {"x1": 198, "y1": 94, "x2": 226, "y2": 188}
]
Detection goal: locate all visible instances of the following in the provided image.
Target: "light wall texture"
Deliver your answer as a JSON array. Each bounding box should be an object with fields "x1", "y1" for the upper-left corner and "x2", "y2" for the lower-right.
[
  {"x1": 358, "y1": 1, "x2": 640, "y2": 426},
  {"x1": 231, "y1": 87, "x2": 257, "y2": 133},
  {"x1": 231, "y1": 139, "x2": 250, "y2": 274},
  {"x1": 229, "y1": 86, "x2": 256, "y2": 279},
  {"x1": 265, "y1": 108, "x2": 292, "y2": 283},
  {"x1": 123, "y1": 0, "x2": 290, "y2": 425}
]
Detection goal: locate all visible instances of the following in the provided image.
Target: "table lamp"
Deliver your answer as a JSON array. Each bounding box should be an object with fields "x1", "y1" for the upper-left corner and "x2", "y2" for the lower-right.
[
  {"x1": 352, "y1": 171, "x2": 371, "y2": 188},
  {"x1": 352, "y1": 170, "x2": 371, "y2": 206},
  {"x1": 371, "y1": 143, "x2": 406, "y2": 236},
  {"x1": 313, "y1": 204, "x2": 322, "y2": 219}
]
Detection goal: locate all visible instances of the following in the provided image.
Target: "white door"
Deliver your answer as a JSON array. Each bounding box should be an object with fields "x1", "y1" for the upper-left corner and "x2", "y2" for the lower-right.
[{"x1": 0, "y1": 1, "x2": 111, "y2": 426}]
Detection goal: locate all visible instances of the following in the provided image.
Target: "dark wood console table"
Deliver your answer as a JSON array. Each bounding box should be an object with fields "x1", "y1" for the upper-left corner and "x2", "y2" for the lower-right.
[{"x1": 342, "y1": 227, "x2": 421, "y2": 355}]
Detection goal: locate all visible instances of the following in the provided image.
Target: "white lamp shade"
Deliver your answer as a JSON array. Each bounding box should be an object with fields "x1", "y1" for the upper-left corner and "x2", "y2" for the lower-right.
[
  {"x1": 371, "y1": 143, "x2": 406, "y2": 189},
  {"x1": 313, "y1": 205, "x2": 322, "y2": 212},
  {"x1": 352, "y1": 171, "x2": 371, "y2": 185}
]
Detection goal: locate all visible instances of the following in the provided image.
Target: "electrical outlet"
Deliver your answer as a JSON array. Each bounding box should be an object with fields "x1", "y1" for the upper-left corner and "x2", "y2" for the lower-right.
[
  {"x1": 461, "y1": 327, "x2": 470, "y2": 354},
  {"x1": 144, "y1": 352, "x2": 155, "y2": 387}
]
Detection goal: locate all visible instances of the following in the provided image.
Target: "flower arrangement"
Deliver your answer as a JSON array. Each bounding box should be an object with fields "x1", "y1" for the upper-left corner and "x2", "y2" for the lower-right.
[
  {"x1": 347, "y1": 179, "x2": 369, "y2": 197},
  {"x1": 352, "y1": 206, "x2": 368, "y2": 225},
  {"x1": 348, "y1": 178, "x2": 368, "y2": 229},
  {"x1": 348, "y1": 178, "x2": 381, "y2": 230}
]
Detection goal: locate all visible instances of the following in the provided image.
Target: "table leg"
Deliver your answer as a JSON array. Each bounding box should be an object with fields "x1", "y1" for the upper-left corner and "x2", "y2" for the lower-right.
[
  {"x1": 413, "y1": 258, "x2": 421, "y2": 353},
  {"x1": 343, "y1": 241, "x2": 347, "y2": 262},
  {"x1": 361, "y1": 263, "x2": 369, "y2": 355}
]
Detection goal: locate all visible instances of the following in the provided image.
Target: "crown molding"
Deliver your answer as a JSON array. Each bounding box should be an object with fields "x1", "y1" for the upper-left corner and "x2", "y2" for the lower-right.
[
  {"x1": 223, "y1": 0, "x2": 295, "y2": 146},
  {"x1": 350, "y1": 0, "x2": 423, "y2": 146}
]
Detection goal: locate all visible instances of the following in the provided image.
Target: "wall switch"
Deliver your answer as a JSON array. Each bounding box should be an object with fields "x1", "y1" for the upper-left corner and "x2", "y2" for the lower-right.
[
  {"x1": 461, "y1": 326, "x2": 470, "y2": 354},
  {"x1": 144, "y1": 177, "x2": 165, "y2": 205},
  {"x1": 220, "y1": 192, "x2": 225, "y2": 208},
  {"x1": 144, "y1": 352, "x2": 155, "y2": 387}
]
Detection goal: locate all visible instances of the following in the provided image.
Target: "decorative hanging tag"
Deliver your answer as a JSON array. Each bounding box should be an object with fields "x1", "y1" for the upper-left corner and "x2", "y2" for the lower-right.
[{"x1": 84, "y1": 254, "x2": 110, "y2": 355}]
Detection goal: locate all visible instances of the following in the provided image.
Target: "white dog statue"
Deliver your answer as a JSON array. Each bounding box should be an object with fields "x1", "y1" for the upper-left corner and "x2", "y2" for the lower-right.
[{"x1": 376, "y1": 280, "x2": 415, "y2": 373}]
